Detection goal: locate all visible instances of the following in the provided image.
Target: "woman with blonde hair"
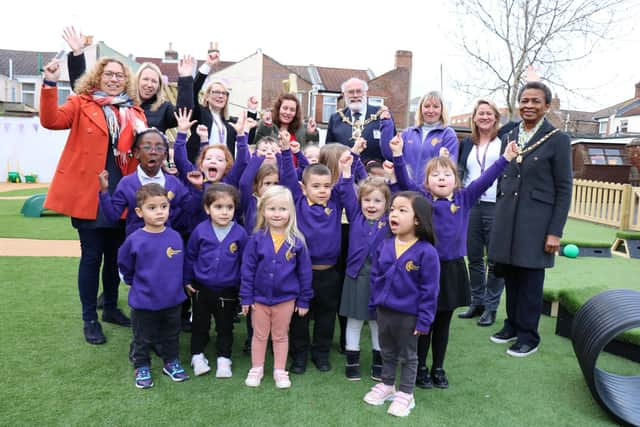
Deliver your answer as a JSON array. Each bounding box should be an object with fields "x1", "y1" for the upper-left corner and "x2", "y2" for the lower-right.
[
  {"x1": 457, "y1": 99, "x2": 504, "y2": 327},
  {"x1": 381, "y1": 91, "x2": 458, "y2": 187},
  {"x1": 40, "y1": 54, "x2": 148, "y2": 345}
]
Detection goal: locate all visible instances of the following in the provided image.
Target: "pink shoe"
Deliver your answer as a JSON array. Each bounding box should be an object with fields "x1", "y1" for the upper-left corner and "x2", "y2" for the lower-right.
[
  {"x1": 387, "y1": 391, "x2": 415, "y2": 417},
  {"x1": 245, "y1": 367, "x2": 263, "y2": 387},
  {"x1": 363, "y1": 383, "x2": 396, "y2": 406},
  {"x1": 273, "y1": 369, "x2": 291, "y2": 389}
]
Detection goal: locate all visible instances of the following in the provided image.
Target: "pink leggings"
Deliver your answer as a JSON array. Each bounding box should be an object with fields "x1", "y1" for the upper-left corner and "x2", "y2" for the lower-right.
[{"x1": 251, "y1": 300, "x2": 295, "y2": 370}]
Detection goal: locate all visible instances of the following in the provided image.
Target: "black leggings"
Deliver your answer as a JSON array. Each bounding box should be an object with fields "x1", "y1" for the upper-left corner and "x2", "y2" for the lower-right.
[{"x1": 417, "y1": 310, "x2": 453, "y2": 370}]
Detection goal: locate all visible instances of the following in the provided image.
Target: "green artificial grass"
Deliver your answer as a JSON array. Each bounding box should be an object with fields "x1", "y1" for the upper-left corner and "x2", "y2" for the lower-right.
[
  {"x1": 0, "y1": 199, "x2": 76, "y2": 240},
  {"x1": 616, "y1": 230, "x2": 640, "y2": 239},
  {"x1": 1, "y1": 256, "x2": 636, "y2": 426},
  {"x1": 561, "y1": 218, "x2": 617, "y2": 246},
  {"x1": 0, "y1": 188, "x2": 48, "y2": 197}
]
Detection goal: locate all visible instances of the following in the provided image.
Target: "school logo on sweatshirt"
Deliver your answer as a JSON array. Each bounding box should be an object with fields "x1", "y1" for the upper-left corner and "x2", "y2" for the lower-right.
[
  {"x1": 324, "y1": 207, "x2": 333, "y2": 216},
  {"x1": 450, "y1": 203, "x2": 459, "y2": 214},
  {"x1": 229, "y1": 242, "x2": 238, "y2": 254},
  {"x1": 378, "y1": 221, "x2": 386, "y2": 229},
  {"x1": 166, "y1": 247, "x2": 182, "y2": 259},
  {"x1": 405, "y1": 260, "x2": 420, "y2": 272},
  {"x1": 167, "y1": 191, "x2": 175, "y2": 200},
  {"x1": 431, "y1": 137, "x2": 440, "y2": 146},
  {"x1": 285, "y1": 247, "x2": 296, "y2": 261}
]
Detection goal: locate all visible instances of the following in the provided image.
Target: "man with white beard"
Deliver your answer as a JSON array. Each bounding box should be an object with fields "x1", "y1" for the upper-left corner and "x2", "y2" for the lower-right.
[{"x1": 325, "y1": 78, "x2": 392, "y2": 163}]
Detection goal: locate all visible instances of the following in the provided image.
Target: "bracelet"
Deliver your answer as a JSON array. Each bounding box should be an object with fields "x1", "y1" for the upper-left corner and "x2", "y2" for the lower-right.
[{"x1": 43, "y1": 79, "x2": 57, "y2": 87}]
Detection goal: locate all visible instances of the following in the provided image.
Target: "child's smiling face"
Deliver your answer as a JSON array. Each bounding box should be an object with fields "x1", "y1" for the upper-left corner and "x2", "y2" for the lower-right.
[
  {"x1": 200, "y1": 146, "x2": 228, "y2": 182},
  {"x1": 135, "y1": 132, "x2": 166, "y2": 177},
  {"x1": 205, "y1": 192, "x2": 235, "y2": 227},
  {"x1": 361, "y1": 189, "x2": 386, "y2": 221},
  {"x1": 427, "y1": 166, "x2": 456, "y2": 199}
]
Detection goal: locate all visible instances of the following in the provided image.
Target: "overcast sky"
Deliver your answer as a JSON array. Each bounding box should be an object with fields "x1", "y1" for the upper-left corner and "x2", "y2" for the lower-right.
[{"x1": 3, "y1": 0, "x2": 639, "y2": 114}]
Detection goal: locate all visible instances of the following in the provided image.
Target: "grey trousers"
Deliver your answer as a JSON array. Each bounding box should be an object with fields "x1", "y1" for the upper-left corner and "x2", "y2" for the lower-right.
[{"x1": 376, "y1": 306, "x2": 418, "y2": 394}]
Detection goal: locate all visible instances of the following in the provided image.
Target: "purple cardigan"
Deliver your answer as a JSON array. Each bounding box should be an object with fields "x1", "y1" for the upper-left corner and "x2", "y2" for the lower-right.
[
  {"x1": 184, "y1": 220, "x2": 248, "y2": 290},
  {"x1": 370, "y1": 237, "x2": 440, "y2": 333},
  {"x1": 394, "y1": 154, "x2": 509, "y2": 260},
  {"x1": 117, "y1": 227, "x2": 187, "y2": 310},
  {"x1": 99, "y1": 172, "x2": 197, "y2": 236},
  {"x1": 339, "y1": 176, "x2": 390, "y2": 279},
  {"x1": 381, "y1": 120, "x2": 458, "y2": 187},
  {"x1": 240, "y1": 229, "x2": 313, "y2": 308}
]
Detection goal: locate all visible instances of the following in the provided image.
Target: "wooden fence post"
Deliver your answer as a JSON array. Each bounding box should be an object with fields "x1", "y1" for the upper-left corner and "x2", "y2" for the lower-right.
[{"x1": 619, "y1": 184, "x2": 632, "y2": 231}]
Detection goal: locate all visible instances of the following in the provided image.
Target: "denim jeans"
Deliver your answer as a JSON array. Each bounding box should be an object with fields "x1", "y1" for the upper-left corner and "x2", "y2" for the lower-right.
[
  {"x1": 77, "y1": 227, "x2": 125, "y2": 321},
  {"x1": 467, "y1": 202, "x2": 504, "y2": 310}
]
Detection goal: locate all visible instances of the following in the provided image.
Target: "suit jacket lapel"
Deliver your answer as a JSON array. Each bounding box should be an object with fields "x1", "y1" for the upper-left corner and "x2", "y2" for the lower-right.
[{"x1": 526, "y1": 118, "x2": 553, "y2": 148}]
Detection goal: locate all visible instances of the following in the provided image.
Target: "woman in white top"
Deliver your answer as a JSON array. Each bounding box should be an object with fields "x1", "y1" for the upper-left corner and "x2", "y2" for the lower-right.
[{"x1": 457, "y1": 99, "x2": 505, "y2": 326}]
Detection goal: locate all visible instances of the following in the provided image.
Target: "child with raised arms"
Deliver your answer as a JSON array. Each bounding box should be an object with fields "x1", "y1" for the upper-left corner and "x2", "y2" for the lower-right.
[
  {"x1": 184, "y1": 183, "x2": 248, "y2": 378},
  {"x1": 390, "y1": 134, "x2": 518, "y2": 389},
  {"x1": 338, "y1": 154, "x2": 391, "y2": 381},
  {"x1": 364, "y1": 191, "x2": 440, "y2": 417},
  {"x1": 240, "y1": 185, "x2": 313, "y2": 388},
  {"x1": 117, "y1": 183, "x2": 189, "y2": 389}
]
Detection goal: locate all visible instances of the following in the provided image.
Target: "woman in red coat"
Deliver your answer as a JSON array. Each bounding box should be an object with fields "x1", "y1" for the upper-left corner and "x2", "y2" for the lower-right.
[{"x1": 40, "y1": 57, "x2": 147, "y2": 345}]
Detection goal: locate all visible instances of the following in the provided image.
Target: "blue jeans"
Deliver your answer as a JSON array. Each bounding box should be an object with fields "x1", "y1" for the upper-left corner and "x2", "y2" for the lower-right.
[
  {"x1": 77, "y1": 227, "x2": 125, "y2": 321},
  {"x1": 467, "y1": 202, "x2": 504, "y2": 311}
]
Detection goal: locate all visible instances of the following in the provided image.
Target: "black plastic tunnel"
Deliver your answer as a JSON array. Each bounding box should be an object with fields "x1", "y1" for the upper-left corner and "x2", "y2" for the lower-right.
[{"x1": 571, "y1": 289, "x2": 640, "y2": 426}]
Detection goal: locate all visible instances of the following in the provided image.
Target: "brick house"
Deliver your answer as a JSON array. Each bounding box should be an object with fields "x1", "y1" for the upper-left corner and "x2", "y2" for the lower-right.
[{"x1": 593, "y1": 81, "x2": 640, "y2": 136}]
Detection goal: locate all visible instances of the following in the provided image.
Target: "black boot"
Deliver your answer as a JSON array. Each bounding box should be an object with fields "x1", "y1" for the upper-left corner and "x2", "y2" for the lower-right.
[
  {"x1": 415, "y1": 366, "x2": 433, "y2": 389},
  {"x1": 371, "y1": 350, "x2": 383, "y2": 381},
  {"x1": 345, "y1": 350, "x2": 361, "y2": 380},
  {"x1": 458, "y1": 305, "x2": 483, "y2": 319}
]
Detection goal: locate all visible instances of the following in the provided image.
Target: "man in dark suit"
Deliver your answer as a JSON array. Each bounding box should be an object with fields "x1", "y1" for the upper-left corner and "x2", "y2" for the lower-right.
[
  {"x1": 325, "y1": 78, "x2": 391, "y2": 163},
  {"x1": 488, "y1": 81, "x2": 573, "y2": 358}
]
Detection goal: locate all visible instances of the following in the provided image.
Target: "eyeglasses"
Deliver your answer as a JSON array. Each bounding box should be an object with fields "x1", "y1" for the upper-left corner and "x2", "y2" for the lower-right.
[
  {"x1": 139, "y1": 145, "x2": 167, "y2": 153},
  {"x1": 209, "y1": 90, "x2": 229, "y2": 97},
  {"x1": 103, "y1": 71, "x2": 126, "y2": 80}
]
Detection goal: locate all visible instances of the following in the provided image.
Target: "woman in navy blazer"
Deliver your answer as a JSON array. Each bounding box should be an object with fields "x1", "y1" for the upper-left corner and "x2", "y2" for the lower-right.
[{"x1": 488, "y1": 82, "x2": 572, "y2": 357}]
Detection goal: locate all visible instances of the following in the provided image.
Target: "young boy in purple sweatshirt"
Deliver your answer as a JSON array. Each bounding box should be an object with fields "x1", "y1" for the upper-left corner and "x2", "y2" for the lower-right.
[
  {"x1": 278, "y1": 132, "x2": 350, "y2": 374},
  {"x1": 117, "y1": 183, "x2": 189, "y2": 389}
]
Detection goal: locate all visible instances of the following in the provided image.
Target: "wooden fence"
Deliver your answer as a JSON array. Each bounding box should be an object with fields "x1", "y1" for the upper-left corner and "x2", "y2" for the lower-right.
[{"x1": 570, "y1": 179, "x2": 640, "y2": 231}]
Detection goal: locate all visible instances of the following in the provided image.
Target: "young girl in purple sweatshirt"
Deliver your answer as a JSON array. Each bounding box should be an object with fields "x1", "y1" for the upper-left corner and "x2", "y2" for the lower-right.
[
  {"x1": 240, "y1": 185, "x2": 313, "y2": 389},
  {"x1": 390, "y1": 135, "x2": 518, "y2": 389},
  {"x1": 364, "y1": 191, "x2": 440, "y2": 417}
]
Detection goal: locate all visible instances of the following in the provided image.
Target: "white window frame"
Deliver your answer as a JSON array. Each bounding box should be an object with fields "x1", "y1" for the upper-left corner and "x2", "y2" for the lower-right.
[
  {"x1": 21, "y1": 82, "x2": 35, "y2": 107},
  {"x1": 322, "y1": 94, "x2": 338, "y2": 123}
]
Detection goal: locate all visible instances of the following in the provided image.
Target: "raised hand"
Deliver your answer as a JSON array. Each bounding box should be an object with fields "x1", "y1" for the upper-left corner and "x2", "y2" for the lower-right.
[
  {"x1": 173, "y1": 108, "x2": 197, "y2": 133},
  {"x1": 439, "y1": 146, "x2": 450, "y2": 158},
  {"x1": 244, "y1": 117, "x2": 257, "y2": 134},
  {"x1": 206, "y1": 51, "x2": 220, "y2": 67},
  {"x1": 262, "y1": 110, "x2": 272, "y2": 126},
  {"x1": 307, "y1": 117, "x2": 317, "y2": 133},
  {"x1": 231, "y1": 111, "x2": 247, "y2": 135},
  {"x1": 389, "y1": 133, "x2": 404, "y2": 157},
  {"x1": 379, "y1": 105, "x2": 391, "y2": 120},
  {"x1": 98, "y1": 170, "x2": 109, "y2": 192},
  {"x1": 62, "y1": 26, "x2": 83, "y2": 55},
  {"x1": 503, "y1": 141, "x2": 519, "y2": 161},
  {"x1": 196, "y1": 124, "x2": 209, "y2": 141},
  {"x1": 186, "y1": 170, "x2": 204, "y2": 189},
  {"x1": 247, "y1": 96, "x2": 259, "y2": 111},
  {"x1": 178, "y1": 55, "x2": 195, "y2": 77},
  {"x1": 382, "y1": 160, "x2": 396, "y2": 183},
  {"x1": 351, "y1": 137, "x2": 367, "y2": 155},
  {"x1": 290, "y1": 140, "x2": 301, "y2": 154},
  {"x1": 43, "y1": 59, "x2": 62, "y2": 82},
  {"x1": 339, "y1": 150, "x2": 353, "y2": 178},
  {"x1": 279, "y1": 130, "x2": 291, "y2": 151}
]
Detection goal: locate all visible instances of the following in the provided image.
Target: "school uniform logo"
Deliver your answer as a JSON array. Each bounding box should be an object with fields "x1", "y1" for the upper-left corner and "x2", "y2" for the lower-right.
[
  {"x1": 324, "y1": 207, "x2": 333, "y2": 216},
  {"x1": 229, "y1": 242, "x2": 238, "y2": 254},
  {"x1": 377, "y1": 221, "x2": 386, "y2": 229},
  {"x1": 431, "y1": 137, "x2": 441, "y2": 146},
  {"x1": 167, "y1": 191, "x2": 175, "y2": 200},
  {"x1": 166, "y1": 247, "x2": 182, "y2": 259},
  {"x1": 405, "y1": 260, "x2": 420, "y2": 272},
  {"x1": 285, "y1": 247, "x2": 296, "y2": 261},
  {"x1": 450, "y1": 204, "x2": 459, "y2": 214}
]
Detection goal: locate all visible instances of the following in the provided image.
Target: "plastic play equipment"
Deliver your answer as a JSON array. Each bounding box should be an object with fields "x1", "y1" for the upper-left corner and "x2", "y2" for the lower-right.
[
  {"x1": 20, "y1": 194, "x2": 47, "y2": 217},
  {"x1": 571, "y1": 289, "x2": 640, "y2": 426}
]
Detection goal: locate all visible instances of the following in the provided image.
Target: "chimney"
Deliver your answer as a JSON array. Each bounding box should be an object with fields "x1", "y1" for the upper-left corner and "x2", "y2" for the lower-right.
[
  {"x1": 395, "y1": 50, "x2": 412, "y2": 70},
  {"x1": 164, "y1": 42, "x2": 178, "y2": 61},
  {"x1": 635, "y1": 81, "x2": 640, "y2": 99}
]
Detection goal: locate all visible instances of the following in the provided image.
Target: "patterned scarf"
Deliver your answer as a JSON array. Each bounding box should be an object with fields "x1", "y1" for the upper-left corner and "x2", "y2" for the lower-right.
[{"x1": 92, "y1": 91, "x2": 144, "y2": 174}]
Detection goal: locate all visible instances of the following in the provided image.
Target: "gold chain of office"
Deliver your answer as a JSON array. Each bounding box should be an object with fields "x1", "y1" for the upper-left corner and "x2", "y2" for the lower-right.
[
  {"x1": 338, "y1": 109, "x2": 384, "y2": 140},
  {"x1": 516, "y1": 129, "x2": 559, "y2": 163}
]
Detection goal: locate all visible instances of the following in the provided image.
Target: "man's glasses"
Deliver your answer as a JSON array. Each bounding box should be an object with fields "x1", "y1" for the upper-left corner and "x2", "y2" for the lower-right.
[{"x1": 103, "y1": 71, "x2": 126, "y2": 80}]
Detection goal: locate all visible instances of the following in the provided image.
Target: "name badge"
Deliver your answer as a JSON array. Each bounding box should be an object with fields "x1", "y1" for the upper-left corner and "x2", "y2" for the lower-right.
[{"x1": 373, "y1": 129, "x2": 381, "y2": 140}]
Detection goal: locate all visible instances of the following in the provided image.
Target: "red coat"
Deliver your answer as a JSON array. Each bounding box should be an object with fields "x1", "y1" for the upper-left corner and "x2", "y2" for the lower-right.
[{"x1": 40, "y1": 87, "x2": 146, "y2": 220}]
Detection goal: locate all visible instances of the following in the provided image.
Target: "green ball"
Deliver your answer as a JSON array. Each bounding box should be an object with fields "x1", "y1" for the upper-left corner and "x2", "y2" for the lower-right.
[{"x1": 563, "y1": 244, "x2": 579, "y2": 258}]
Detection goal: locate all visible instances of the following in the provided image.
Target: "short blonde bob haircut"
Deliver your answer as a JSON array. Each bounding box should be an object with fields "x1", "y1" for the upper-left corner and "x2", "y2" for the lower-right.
[{"x1": 414, "y1": 91, "x2": 449, "y2": 127}]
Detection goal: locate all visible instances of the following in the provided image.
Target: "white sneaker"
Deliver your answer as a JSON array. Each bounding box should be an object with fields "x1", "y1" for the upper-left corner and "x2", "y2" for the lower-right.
[
  {"x1": 216, "y1": 357, "x2": 233, "y2": 378},
  {"x1": 273, "y1": 369, "x2": 291, "y2": 389},
  {"x1": 387, "y1": 391, "x2": 416, "y2": 417},
  {"x1": 245, "y1": 366, "x2": 264, "y2": 387},
  {"x1": 191, "y1": 353, "x2": 211, "y2": 376},
  {"x1": 363, "y1": 383, "x2": 396, "y2": 406}
]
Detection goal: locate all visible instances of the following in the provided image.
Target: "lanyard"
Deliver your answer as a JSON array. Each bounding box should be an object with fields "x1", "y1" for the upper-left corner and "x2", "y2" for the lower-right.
[{"x1": 475, "y1": 142, "x2": 489, "y2": 174}]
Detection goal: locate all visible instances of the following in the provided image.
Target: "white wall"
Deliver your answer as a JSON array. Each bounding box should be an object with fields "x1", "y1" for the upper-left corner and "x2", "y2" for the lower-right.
[{"x1": 0, "y1": 116, "x2": 68, "y2": 183}]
